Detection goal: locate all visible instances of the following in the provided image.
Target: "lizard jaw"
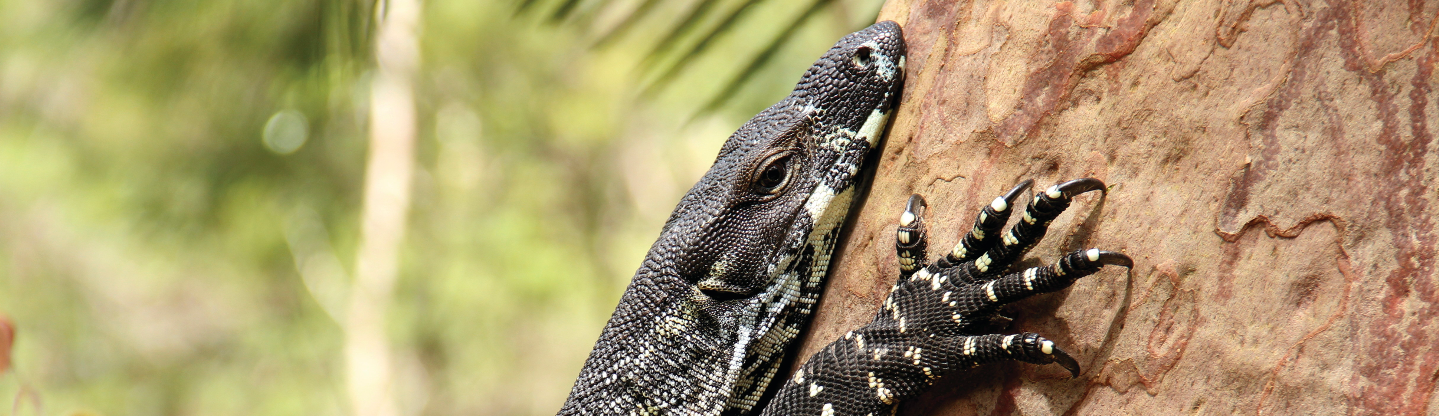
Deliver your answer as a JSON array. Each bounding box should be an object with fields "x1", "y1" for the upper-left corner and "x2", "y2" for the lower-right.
[{"x1": 723, "y1": 21, "x2": 906, "y2": 414}]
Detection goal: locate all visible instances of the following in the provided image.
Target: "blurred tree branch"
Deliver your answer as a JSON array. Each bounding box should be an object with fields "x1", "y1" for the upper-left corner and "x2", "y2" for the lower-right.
[{"x1": 346, "y1": 0, "x2": 421, "y2": 416}]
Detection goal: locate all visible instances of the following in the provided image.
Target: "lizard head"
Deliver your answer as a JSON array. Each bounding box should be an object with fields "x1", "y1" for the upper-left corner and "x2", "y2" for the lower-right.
[
  {"x1": 640, "y1": 20, "x2": 905, "y2": 412},
  {"x1": 663, "y1": 20, "x2": 904, "y2": 300}
]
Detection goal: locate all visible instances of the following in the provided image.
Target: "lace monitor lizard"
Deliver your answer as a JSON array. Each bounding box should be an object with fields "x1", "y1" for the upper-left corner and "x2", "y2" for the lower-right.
[{"x1": 560, "y1": 21, "x2": 1133, "y2": 415}]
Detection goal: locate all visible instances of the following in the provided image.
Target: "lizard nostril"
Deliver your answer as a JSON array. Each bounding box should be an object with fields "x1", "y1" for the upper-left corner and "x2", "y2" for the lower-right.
[{"x1": 853, "y1": 46, "x2": 874, "y2": 68}]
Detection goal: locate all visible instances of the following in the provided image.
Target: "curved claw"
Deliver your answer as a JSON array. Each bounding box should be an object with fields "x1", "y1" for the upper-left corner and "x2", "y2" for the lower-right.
[
  {"x1": 1049, "y1": 345, "x2": 1082, "y2": 378},
  {"x1": 1001, "y1": 179, "x2": 1036, "y2": 207},
  {"x1": 1053, "y1": 178, "x2": 1106, "y2": 198},
  {"x1": 904, "y1": 194, "x2": 927, "y2": 221},
  {"x1": 1093, "y1": 250, "x2": 1134, "y2": 269}
]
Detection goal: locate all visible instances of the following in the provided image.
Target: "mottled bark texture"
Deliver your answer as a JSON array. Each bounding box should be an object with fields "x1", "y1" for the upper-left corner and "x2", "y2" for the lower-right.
[{"x1": 795, "y1": 0, "x2": 1439, "y2": 414}]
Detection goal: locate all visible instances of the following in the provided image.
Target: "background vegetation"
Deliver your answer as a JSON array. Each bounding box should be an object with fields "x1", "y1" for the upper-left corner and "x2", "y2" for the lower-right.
[{"x1": 0, "y1": 0, "x2": 883, "y2": 414}]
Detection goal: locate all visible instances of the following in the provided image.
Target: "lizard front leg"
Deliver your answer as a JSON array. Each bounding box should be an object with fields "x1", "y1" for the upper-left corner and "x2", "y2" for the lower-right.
[{"x1": 761, "y1": 179, "x2": 1132, "y2": 415}]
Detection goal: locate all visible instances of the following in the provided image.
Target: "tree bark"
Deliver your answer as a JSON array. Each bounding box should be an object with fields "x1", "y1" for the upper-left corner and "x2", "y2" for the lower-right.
[{"x1": 796, "y1": 0, "x2": 1439, "y2": 414}]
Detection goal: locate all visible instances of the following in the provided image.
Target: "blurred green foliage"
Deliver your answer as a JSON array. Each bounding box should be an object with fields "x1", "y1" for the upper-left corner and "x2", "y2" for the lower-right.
[{"x1": 0, "y1": 0, "x2": 882, "y2": 414}]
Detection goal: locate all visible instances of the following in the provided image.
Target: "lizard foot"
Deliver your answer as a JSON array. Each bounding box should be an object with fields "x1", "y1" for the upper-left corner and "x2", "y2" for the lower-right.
[
  {"x1": 764, "y1": 178, "x2": 1130, "y2": 415},
  {"x1": 886, "y1": 178, "x2": 1131, "y2": 374}
]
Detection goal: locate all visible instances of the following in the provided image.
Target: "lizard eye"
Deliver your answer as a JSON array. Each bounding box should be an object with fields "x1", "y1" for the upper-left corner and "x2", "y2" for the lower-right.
[
  {"x1": 752, "y1": 152, "x2": 794, "y2": 195},
  {"x1": 853, "y1": 46, "x2": 873, "y2": 68}
]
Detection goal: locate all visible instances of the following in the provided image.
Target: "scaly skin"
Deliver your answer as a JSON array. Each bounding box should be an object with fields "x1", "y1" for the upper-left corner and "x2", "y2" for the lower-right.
[{"x1": 560, "y1": 21, "x2": 905, "y2": 416}]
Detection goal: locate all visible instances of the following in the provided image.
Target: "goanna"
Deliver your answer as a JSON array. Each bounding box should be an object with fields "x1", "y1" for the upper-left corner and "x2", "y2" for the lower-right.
[{"x1": 560, "y1": 21, "x2": 1132, "y2": 415}]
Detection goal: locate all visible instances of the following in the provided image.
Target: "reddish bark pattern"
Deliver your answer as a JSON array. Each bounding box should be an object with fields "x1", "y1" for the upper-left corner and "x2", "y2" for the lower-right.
[{"x1": 793, "y1": 0, "x2": 1439, "y2": 413}]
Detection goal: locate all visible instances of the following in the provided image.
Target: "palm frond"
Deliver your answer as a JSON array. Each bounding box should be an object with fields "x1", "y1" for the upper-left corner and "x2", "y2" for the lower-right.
[
  {"x1": 550, "y1": 0, "x2": 587, "y2": 22},
  {"x1": 514, "y1": 0, "x2": 544, "y2": 16},
  {"x1": 640, "y1": 0, "x2": 766, "y2": 97},
  {"x1": 642, "y1": 0, "x2": 725, "y2": 66},
  {"x1": 519, "y1": 0, "x2": 880, "y2": 117},
  {"x1": 591, "y1": 0, "x2": 664, "y2": 48},
  {"x1": 699, "y1": 0, "x2": 833, "y2": 114}
]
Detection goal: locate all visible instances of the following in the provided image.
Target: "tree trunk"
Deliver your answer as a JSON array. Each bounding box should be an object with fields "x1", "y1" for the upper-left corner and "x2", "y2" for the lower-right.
[{"x1": 796, "y1": 0, "x2": 1439, "y2": 414}]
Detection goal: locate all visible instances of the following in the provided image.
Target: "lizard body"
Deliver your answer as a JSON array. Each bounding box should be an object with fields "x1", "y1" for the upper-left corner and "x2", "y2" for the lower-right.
[
  {"x1": 562, "y1": 21, "x2": 1132, "y2": 415},
  {"x1": 561, "y1": 21, "x2": 905, "y2": 415}
]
